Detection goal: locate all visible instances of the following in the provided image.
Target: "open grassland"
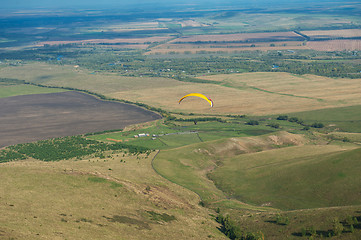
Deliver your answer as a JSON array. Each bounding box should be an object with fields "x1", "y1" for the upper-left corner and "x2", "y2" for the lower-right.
[
  {"x1": 223, "y1": 205, "x2": 361, "y2": 240},
  {"x1": 153, "y1": 131, "x2": 308, "y2": 205},
  {"x1": 1, "y1": 63, "x2": 361, "y2": 116},
  {"x1": 0, "y1": 62, "x2": 185, "y2": 97},
  {"x1": 0, "y1": 152, "x2": 226, "y2": 240},
  {"x1": 288, "y1": 104, "x2": 361, "y2": 133},
  {"x1": 197, "y1": 72, "x2": 361, "y2": 115},
  {"x1": 151, "y1": 129, "x2": 361, "y2": 238},
  {"x1": 3, "y1": 127, "x2": 361, "y2": 239},
  {"x1": 199, "y1": 72, "x2": 361, "y2": 104},
  {"x1": 0, "y1": 84, "x2": 67, "y2": 98},
  {"x1": 88, "y1": 120, "x2": 274, "y2": 150},
  {"x1": 209, "y1": 145, "x2": 361, "y2": 210}
]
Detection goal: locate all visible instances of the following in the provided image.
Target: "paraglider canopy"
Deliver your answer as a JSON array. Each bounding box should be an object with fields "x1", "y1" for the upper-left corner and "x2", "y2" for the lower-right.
[{"x1": 178, "y1": 93, "x2": 213, "y2": 107}]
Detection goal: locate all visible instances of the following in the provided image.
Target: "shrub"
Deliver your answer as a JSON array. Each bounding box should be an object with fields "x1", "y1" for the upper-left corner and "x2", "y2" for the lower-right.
[
  {"x1": 288, "y1": 117, "x2": 299, "y2": 122},
  {"x1": 246, "y1": 120, "x2": 259, "y2": 126},
  {"x1": 277, "y1": 115, "x2": 288, "y2": 120},
  {"x1": 332, "y1": 220, "x2": 344, "y2": 236},
  {"x1": 268, "y1": 123, "x2": 280, "y2": 128},
  {"x1": 311, "y1": 122, "x2": 324, "y2": 128}
]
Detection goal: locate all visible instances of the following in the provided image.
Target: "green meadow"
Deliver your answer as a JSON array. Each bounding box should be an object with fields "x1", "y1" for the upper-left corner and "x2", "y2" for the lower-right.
[
  {"x1": 209, "y1": 145, "x2": 361, "y2": 210},
  {"x1": 0, "y1": 84, "x2": 67, "y2": 98},
  {"x1": 288, "y1": 105, "x2": 361, "y2": 133},
  {"x1": 88, "y1": 120, "x2": 276, "y2": 150}
]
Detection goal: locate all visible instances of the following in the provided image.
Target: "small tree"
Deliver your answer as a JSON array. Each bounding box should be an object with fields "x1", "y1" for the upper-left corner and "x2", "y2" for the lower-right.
[
  {"x1": 350, "y1": 224, "x2": 354, "y2": 233},
  {"x1": 288, "y1": 117, "x2": 299, "y2": 122},
  {"x1": 332, "y1": 218, "x2": 344, "y2": 236},
  {"x1": 268, "y1": 123, "x2": 280, "y2": 129},
  {"x1": 277, "y1": 115, "x2": 288, "y2": 120},
  {"x1": 301, "y1": 227, "x2": 307, "y2": 237},
  {"x1": 311, "y1": 122, "x2": 324, "y2": 128},
  {"x1": 246, "y1": 120, "x2": 259, "y2": 126}
]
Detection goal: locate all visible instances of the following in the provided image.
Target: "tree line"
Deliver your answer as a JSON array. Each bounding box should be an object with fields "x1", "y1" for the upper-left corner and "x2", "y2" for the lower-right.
[
  {"x1": 1, "y1": 136, "x2": 152, "y2": 162},
  {"x1": 1, "y1": 46, "x2": 360, "y2": 79}
]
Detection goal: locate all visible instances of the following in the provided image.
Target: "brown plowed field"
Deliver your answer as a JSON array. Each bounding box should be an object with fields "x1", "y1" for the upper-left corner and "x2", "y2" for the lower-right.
[{"x1": 0, "y1": 91, "x2": 161, "y2": 147}]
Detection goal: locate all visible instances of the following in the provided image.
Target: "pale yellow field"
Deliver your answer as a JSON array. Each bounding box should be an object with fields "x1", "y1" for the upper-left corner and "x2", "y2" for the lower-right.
[
  {"x1": 0, "y1": 62, "x2": 185, "y2": 95},
  {"x1": 111, "y1": 72, "x2": 361, "y2": 115},
  {"x1": 196, "y1": 72, "x2": 361, "y2": 114},
  {"x1": 1, "y1": 63, "x2": 361, "y2": 115},
  {"x1": 307, "y1": 39, "x2": 361, "y2": 51},
  {"x1": 301, "y1": 29, "x2": 361, "y2": 38},
  {"x1": 1, "y1": 152, "x2": 226, "y2": 240}
]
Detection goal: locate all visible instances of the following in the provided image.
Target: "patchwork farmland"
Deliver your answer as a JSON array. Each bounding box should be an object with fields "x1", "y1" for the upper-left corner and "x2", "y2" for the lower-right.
[{"x1": 1, "y1": 3, "x2": 361, "y2": 239}]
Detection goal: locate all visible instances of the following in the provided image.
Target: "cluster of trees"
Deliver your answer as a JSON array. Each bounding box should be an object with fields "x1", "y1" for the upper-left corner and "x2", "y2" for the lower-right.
[
  {"x1": 216, "y1": 214, "x2": 264, "y2": 240},
  {"x1": 0, "y1": 78, "x2": 26, "y2": 86},
  {"x1": 277, "y1": 115, "x2": 324, "y2": 129},
  {"x1": 174, "y1": 117, "x2": 224, "y2": 123},
  {"x1": 298, "y1": 215, "x2": 360, "y2": 238},
  {"x1": 6, "y1": 136, "x2": 151, "y2": 162},
  {"x1": 279, "y1": 61, "x2": 361, "y2": 79},
  {"x1": 246, "y1": 120, "x2": 259, "y2": 126},
  {"x1": 2, "y1": 45, "x2": 360, "y2": 79},
  {"x1": 0, "y1": 149, "x2": 26, "y2": 163}
]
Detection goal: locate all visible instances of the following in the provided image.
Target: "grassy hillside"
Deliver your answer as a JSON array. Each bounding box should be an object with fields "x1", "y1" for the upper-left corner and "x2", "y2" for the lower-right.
[
  {"x1": 153, "y1": 131, "x2": 307, "y2": 204},
  {"x1": 0, "y1": 152, "x2": 226, "y2": 240},
  {"x1": 289, "y1": 105, "x2": 361, "y2": 133},
  {"x1": 209, "y1": 145, "x2": 361, "y2": 210}
]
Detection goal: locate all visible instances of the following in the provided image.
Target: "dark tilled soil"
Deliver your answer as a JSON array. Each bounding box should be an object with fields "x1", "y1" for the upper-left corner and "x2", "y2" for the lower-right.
[{"x1": 0, "y1": 91, "x2": 161, "y2": 147}]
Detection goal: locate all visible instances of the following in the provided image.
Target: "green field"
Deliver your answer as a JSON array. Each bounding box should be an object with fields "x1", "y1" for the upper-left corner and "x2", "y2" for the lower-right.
[
  {"x1": 153, "y1": 131, "x2": 307, "y2": 203},
  {"x1": 0, "y1": 84, "x2": 67, "y2": 98},
  {"x1": 209, "y1": 145, "x2": 361, "y2": 210},
  {"x1": 288, "y1": 105, "x2": 361, "y2": 133},
  {"x1": 88, "y1": 120, "x2": 275, "y2": 150}
]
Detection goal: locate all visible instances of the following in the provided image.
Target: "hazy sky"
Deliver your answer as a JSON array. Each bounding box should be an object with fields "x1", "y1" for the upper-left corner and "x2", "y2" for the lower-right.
[{"x1": 2, "y1": 0, "x2": 335, "y2": 10}]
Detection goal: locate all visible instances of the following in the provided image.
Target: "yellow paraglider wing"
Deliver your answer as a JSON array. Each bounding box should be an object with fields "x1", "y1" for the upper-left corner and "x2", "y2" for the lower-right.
[{"x1": 178, "y1": 93, "x2": 213, "y2": 107}]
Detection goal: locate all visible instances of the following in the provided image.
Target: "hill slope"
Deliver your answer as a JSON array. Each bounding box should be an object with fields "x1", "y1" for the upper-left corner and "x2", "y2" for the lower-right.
[{"x1": 209, "y1": 146, "x2": 361, "y2": 210}]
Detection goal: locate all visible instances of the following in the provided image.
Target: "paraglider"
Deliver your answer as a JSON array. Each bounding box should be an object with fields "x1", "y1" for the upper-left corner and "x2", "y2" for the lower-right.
[{"x1": 178, "y1": 93, "x2": 213, "y2": 107}]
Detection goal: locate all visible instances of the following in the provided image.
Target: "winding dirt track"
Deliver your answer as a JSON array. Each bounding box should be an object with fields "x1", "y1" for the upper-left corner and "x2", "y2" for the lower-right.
[{"x1": 0, "y1": 91, "x2": 161, "y2": 148}]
